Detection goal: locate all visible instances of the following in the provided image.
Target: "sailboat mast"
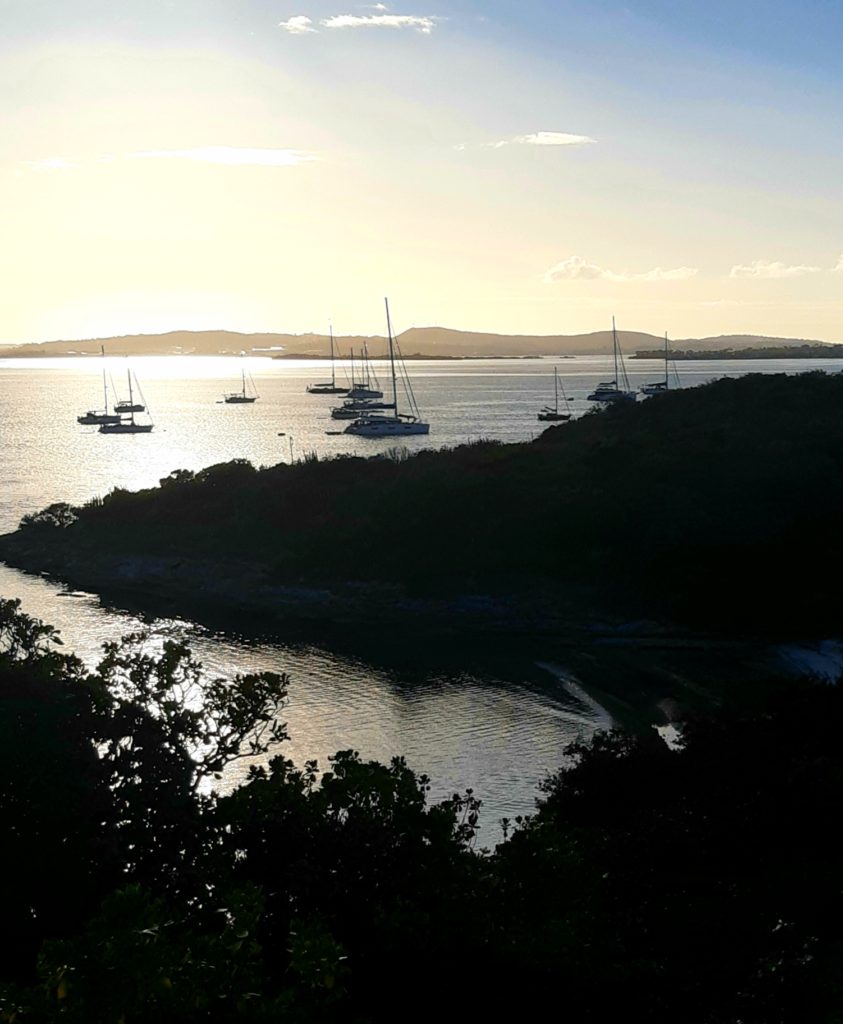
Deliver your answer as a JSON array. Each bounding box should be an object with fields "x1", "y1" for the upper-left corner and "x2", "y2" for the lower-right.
[
  {"x1": 101, "y1": 346, "x2": 109, "y2": 413},
  {"x1": 329, "y1": 324, "x2": 335, "y2": 387},
  {"x1": 612, "y1": 316, "x2": 619, "y2": 385},
  {"x1": 385, "y1": 298, "x2": 398, "y2": 419},
  {"x1": 127, "y1": 371, "x2": 135, "y2": 426},
  {"x1": 664, "y1": 333, "x2": 669, "y2": 387},
  {"x1": 554, "y1": 368, "x2": 559, "y2": 413}
]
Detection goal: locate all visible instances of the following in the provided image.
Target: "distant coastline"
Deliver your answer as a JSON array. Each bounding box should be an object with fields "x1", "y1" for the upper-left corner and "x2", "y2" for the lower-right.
[
  {"x1": 1, "y1": 327, "x2": 839, "y2": 361},
  {"x1": 633, "y1": 344, "x2": 843, "y2": 360},
  {"x1": 270, "y1": 352, "x2": 552, "y2": 361}
]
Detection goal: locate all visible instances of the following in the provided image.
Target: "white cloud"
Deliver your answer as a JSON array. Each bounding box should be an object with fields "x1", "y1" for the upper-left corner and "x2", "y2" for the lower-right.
[
  {"x1": 279, "y1": 15, "x2": 316, "y2": 33},
  {"x1": 544, "y1": 256, "x2": 697, "y2": 283},
  {"x1": 832, "y1": 254, "x2": 843, "y2": 273},
  {"x1": 130, "y1": 147, "x2": 317, "y2": 167},
  {"x1": 544, "y1": 256, "x2": 606, "y2": 281},
  {"x1": 510, "y1": 131, "x2": 596, "y2": 147},
  {"x1": 25, "y1": 157, "x2": 77, "y2": 172},
  {"x1": 635, "y1": 266, "x2": 699, "y2": 282},
  {"x1": 458, "y1": 131, "x2": 595, "y2": 151},
  {"x1": 729, "y1": 260, "x2": 821, "y2": 279},
  {"x1": 321, "y1": 13, "x2": 437, "y2": 32}
]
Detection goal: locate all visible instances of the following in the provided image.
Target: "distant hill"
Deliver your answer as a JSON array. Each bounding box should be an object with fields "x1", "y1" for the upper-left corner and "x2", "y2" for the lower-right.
[{"x1": 0, "y1": 327, "x2": 838, "y2": 359}]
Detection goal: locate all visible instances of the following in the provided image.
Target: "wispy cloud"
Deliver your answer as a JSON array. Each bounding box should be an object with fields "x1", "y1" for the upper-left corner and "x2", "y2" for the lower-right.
[
  {"x1": 832, "y1": 254, "x2": 843, "y2": 273},
  {"x1": 729, "y1": 260, "x2": 821, "y2": 279},
  {"x1": 544, "y1": 256, "x2": 698, "y2": 283},
  {"x1": 321, "y1": 13, "x2": 438, "y2": 32},
  {"x1": 129, "y1": 147, "x2": 317, "y2": 167},
  {"x1": 279, "y1": 15, "x2": 316, "y2": 34},
  {"x1": 280, "y1": 10, "x2": 438, "y2": 34},
  {"x1": 459, "y1": 131, "x2": 595, "y2": 151},
  {"x1": 509, "y1": 131, "x2": 595, "y2": 148},
  {"x1": 25, "y1": 157, "x2": 78, "y2": 172}
]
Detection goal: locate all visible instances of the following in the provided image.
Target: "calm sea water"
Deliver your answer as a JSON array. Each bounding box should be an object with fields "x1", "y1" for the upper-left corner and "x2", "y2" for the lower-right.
[{"x1": 1, "y1": 354, "x2": 839, "y2": 831}]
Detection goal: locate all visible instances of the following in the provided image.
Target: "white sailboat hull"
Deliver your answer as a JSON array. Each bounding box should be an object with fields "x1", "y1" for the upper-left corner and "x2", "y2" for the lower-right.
[
  {"x1": 344, "y1": 417, "x2": 429, "y2": 437},
  {"x1": 307, "y1": 384, "x2": 349, "y2": 394},
  {"x1": 99, "y1": 422, "x2": 154, "y2": 434},
  {"x1": 587, "y1": 388, "x2": 636, "y2": 403},
  {"x1": 347, "y1": 387, "x2": 383, "y2": 400},
  {"x1": 78, "y1": 411, "x2": 120, "y2": 425}
]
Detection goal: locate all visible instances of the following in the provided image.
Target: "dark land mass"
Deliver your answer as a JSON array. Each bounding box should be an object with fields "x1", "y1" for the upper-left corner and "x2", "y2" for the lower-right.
[
  {"x1": 0, "y1": 325, "x2": 838, "y2": 359},
  {"x1": 3, "y1": 596, "x2": 843, "y2": 1023},
  {"x1": 2, "y1": 372, "x2": 842, "y2": 641},
  {"x1": 6, "y1": 377, "x2": 843, "y2": 1022},
  {"x1": 634, "y1": 343, "x2": 843, "y2": 360}
]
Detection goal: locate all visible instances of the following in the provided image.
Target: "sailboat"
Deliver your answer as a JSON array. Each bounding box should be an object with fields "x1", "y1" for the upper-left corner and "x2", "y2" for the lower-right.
[
  {"x1": 587, "y1": 318, "x2": 636, "y2": 404},
  {"x1": 537, "y1": 367, "x2": 572, "y2": 422},
  {"x1": 224, "y1": 362, "x2": 258, "y2": 404},
  {"x1": 77, "y1": 346, "x2": 120, "y2": 425},
  {"x1": 344, "y1": 300, "x2": 429, "y2": 437},
  {"x1": 331, "y1": 398, "x2": 395, "y2": 420},
  {"x1": 640, "y1": 333, "x2": 679, "y2": 396},
  {"x1": 99, "y1": 370, "x2": 153, "y2": 433},
  {"x1": 347, "y1": 343, "x2": 383, "y2": 400},
  {"x1": 306, "y1": 326, "x2": 350, "y2": 395}
]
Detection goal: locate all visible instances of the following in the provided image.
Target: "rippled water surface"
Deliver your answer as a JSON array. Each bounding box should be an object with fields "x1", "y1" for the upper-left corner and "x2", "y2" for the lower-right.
[{"x1": 1, "y1": 354, "x2": 839, "y2": 828}]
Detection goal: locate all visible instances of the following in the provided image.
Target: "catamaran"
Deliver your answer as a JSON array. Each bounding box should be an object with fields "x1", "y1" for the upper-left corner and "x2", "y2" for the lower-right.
[
  {"x1": 587, "y1": 318, "x2": 636, "y2": 404},
  {"x1": 306, "y1": 326, "x2": 350, "y2": 395},
  {"x1": 640, "y1": 333, "x2": 679, "y2": 396},
  {"x1": 344, "y1": 300, "x2": 429, "y2": 437},
  {"x1": 99, "y1": 370, "x2": 153, "y2": 434},
  {"x1": 224, "y1": 364, "x2": 258, "y2": 404},
  {"x1": 77, "y1": 346, "x2": 120, "y2": 425},
  {"x1": 537, "y1": 367, "x2": 572, "y2": 422}
]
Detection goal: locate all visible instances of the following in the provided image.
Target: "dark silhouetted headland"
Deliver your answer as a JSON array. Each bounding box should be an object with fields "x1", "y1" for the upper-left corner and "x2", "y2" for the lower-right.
[{"x1": 2, "y1": 372, "x2": 843, "y2": 638}]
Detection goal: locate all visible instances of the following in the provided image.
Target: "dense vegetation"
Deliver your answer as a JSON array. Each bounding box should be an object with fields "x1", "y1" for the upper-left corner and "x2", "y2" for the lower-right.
[
  {"x1": 634, "y1": 344, "x2": 841, "y2": 359},
  {"x1": 8, "y1": 372, "x2": 843, "y2": 635},
  {"x1": 2, "y1": 597, "x2": 843, "y2": 1022}
]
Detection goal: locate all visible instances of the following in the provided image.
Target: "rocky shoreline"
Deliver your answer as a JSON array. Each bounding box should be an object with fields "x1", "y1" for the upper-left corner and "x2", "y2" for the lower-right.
[{"x1": 0, "y1": 530, "x2": 605, "y2": 639}]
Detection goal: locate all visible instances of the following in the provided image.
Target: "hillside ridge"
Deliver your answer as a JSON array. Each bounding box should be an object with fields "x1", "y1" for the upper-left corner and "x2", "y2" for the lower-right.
[{"x1": 1, "y1": 327, "x2": 838, "y2": 359}]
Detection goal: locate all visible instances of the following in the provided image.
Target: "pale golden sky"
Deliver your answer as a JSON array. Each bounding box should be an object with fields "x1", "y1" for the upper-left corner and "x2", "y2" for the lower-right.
[{"x1": 1, "y1": 1, "x2": 841, "y2": 343}]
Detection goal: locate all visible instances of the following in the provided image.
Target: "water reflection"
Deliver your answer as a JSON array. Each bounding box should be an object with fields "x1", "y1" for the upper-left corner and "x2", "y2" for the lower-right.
[{"x1": 0, "y1": 562, "x2": 601, "y2": 834}]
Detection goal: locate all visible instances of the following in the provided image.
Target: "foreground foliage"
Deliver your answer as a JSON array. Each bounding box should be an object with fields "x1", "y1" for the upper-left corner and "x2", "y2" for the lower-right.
[{"x1": 2, "y1": 597, "x2": 843, "y2": 1021}]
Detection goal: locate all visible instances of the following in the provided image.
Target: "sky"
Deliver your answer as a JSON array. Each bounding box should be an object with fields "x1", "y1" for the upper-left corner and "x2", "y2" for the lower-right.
[{"x1": 0, "y1": 0, "x2": 841, "y2": 343}]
